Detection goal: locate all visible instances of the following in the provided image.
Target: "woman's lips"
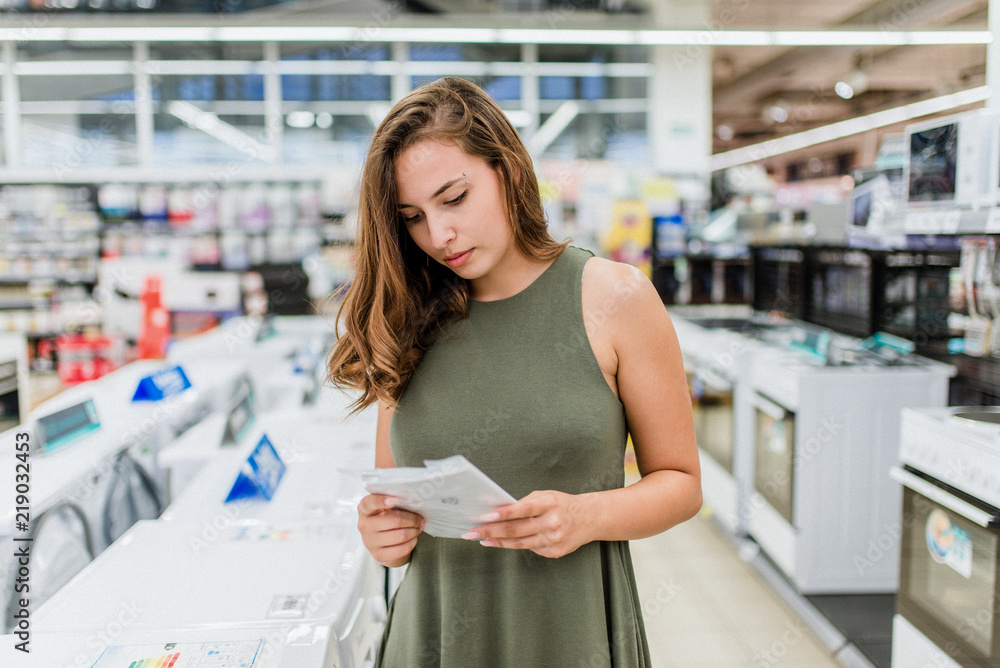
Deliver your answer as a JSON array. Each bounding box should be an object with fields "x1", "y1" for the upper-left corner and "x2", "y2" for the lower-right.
[{"x1": 444, "y1": 249, "x2": 473, "y2": 268}]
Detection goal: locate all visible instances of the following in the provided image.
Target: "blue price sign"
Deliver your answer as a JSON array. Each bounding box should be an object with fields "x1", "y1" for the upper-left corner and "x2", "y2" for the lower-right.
[
  {"x1": 132, "y1": 365, "x2": 192, "y2": 402},
  {"x1": 225, "y1": 434, "x2": 286, "y2": 503}
]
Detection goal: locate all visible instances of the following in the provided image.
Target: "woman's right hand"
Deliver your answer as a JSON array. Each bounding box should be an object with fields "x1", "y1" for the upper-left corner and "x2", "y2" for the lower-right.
[{"x1": 357, "y1": 494, "x2": 425, "y2": 568}]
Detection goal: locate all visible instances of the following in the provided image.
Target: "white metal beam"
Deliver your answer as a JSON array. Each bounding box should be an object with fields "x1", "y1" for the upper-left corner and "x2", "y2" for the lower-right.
[
  {"x1": 527, "y1": 100, "x2": 579, "y2": 156},
  {"x1": 133, "y1": 41, "x2": 154, "y2": 167},
  {"x1": 1, "y1": 42, "x2": 21, "y2": 169},
  {"x1": 0, "y1": 26, "x2": 989, "y2": 46},
  {"x1": 711, "y1": 86, "x2": 990, "y2": 170}
]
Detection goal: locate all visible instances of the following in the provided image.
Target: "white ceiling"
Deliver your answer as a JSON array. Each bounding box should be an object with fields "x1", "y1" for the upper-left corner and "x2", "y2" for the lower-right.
[{"x1": 708, "y1": 0, "x2": 989, "y2": 157}]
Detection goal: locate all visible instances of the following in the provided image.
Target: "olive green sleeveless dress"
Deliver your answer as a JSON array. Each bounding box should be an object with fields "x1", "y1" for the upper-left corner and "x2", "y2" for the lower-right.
[{"x1": 380, "y1": 246, "x2": 651, "y2": 668}]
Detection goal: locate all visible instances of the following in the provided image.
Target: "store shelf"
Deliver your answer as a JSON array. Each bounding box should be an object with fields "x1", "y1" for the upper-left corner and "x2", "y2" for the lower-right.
[{"x1": 903, "y1": 208, "x2": 1000, "y2": 235}]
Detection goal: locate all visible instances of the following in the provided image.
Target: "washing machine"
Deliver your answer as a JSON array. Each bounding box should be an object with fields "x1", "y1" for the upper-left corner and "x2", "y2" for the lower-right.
[
  {"x1": 0, "y1": 620, "x2": 344, "y2": 668},
  {"x1": 159, "y1": 422, "x2": 374, "y2": 528},
  {"x1": 167, "y1": 317, "x2": 315, "y2": 413},
  {"x1": 34, "y1": 519, "x2": 385, "y2": 668},
  {"x1": 159, "y1": 394, "x2": 377, "y2": 502},
  {"x1": 1, "y1": 394, "x2": 164, "y2": 632}
]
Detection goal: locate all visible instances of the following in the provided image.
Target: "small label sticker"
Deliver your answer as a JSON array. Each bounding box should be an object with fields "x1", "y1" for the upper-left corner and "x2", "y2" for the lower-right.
[
  {"x1": 92, "y1": 640, "x2": 262, "y2": 667},
  {"x1": 267, "y1": 594, "x2": 308, "y2": 619},
  {"x1": 926, "y1": 508, "x2": 973, "y2": 579}
]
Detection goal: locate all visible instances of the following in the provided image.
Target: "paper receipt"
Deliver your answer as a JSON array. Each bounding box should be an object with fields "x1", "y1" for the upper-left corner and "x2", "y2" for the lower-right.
[{"x1": 348, "y1": 455, "x2": 516, "y2": 538}]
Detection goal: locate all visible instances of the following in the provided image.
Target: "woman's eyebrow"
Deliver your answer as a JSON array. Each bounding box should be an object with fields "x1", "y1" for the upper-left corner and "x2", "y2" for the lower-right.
[{"x1": 397, "y1": 177, "x2": 461, "y2": 208}]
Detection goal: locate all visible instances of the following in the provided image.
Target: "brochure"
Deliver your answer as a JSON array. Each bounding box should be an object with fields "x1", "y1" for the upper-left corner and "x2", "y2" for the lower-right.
[{"x1": 347, "y1": 455, "x2": 516, "y2": 539}]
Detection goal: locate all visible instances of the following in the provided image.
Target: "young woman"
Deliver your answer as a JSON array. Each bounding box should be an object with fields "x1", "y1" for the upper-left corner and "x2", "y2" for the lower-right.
[{"x1": 327, "y1": 76, "x2": 701, "y2": 668}]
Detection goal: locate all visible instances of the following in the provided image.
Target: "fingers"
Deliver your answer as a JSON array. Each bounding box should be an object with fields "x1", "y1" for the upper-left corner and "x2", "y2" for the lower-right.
[
  {"x1": 377, "y1": 536, "x2": 419, "y2": 564},
  {"x1": 357, "y1": 494, "x2": 405, "y2": 516},
  {"x1": 463, "y1": 491, "x2": 586, "y2": 559},
  {"x1": 462, "y1": 516, "x2": 541, "y2": 542}
]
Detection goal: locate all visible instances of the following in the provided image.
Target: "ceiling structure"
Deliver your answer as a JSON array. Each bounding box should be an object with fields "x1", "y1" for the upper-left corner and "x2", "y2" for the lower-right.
[
  {"x1": 709, "y1": 0, "x2": 989, "y2": 162},
  {"x1": 5, "y1": 0, "x2": 992, "y2": 174},
  {"x1": 261, "y1": 0, "x2": 993, "y2": 170}
]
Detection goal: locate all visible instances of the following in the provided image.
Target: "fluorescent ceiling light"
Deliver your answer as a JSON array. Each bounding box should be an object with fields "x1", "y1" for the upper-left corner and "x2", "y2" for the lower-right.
[
  {"x1": 711, "y1": 86, "x2": 990, "y2": 171},
  {"x1": 768, "y1": 105, "x2": 789, "y2": 123},
  {"x1": 638, "y1": 30, "x2": 772, "y2": 46},
  {"x1": 167, "y1": 100, "x2": 275, "y2": 162},
  {"x1": 286, "y1": 111, "x2": 315, "y2": 129},
  {"x1": 527, "y1": 101, "x2": 579, "y2": 156},
  {"x1": 0, "y1": 27, "x2": 990, "y2": 46},
  {"x1": 835, "y1": 81, "x2": 855, "y2": 99},
  {"x1": 715, "y1": 125, "x2": 734, "y2": 141},
  {"x1": 14, "y1": 61, "x2": 131, "y2": 76},
  {"x1": 315, "y1": 112, "x2": 334, "y2": 130},
  {"x1": 215, "y1": 27, "x2": 357, "y2": 42},
  {"x1": 498, "y1": 29, "x2": 636, "y2": 45}
]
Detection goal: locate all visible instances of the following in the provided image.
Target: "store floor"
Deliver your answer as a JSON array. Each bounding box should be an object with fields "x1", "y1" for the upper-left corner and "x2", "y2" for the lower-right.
[{"x1": 630, "y1": 513, "x2": 841, "y2": 667}]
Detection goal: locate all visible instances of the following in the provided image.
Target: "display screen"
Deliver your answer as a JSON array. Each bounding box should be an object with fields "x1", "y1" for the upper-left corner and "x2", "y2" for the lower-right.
[
  {"x1": 852, "y1": 190, "x2": 872, "y2": 228},
  {"x1": 908, "y1": 123, "x2": 958, "y2": 203},
  {"x1": 37, "y1": 399, "x2": 100, "y2": 451}
]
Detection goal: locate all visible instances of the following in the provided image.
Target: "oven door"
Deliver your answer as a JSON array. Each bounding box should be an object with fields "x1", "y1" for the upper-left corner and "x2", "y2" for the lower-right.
[
  {"x1": 753, "y1": 393, "x2": 796, "y2": 525},
  {"x1": 891, "y1": 467, "x2": 1000, "y2": 667},
  {"x1": 690, "y1": 367, "x2": 734, "y2": 474}
]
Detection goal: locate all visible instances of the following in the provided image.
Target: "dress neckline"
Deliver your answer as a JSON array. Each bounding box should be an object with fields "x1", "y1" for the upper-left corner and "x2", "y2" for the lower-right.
[{"x1": 469, "y1": 247, "x2": 568, "y2": 306}]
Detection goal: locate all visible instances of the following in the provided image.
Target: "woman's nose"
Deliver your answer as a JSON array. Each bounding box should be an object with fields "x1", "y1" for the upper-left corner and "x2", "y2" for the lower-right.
[{"x1": 425, "y1": 213, "x2": 456, "y2": 249}]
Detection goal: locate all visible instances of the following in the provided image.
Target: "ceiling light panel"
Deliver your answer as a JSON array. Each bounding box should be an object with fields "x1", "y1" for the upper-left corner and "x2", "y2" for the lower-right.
[{"x1": 0, "y1": 27, "x2": 990, "y2": 47}]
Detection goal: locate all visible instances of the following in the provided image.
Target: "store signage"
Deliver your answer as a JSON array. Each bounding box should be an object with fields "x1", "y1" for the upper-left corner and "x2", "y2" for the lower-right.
[
  {"x1": 131, "y1": 365, "x2": 192, "y2": 402},
  {"x1": 221, "y1": 381, "x2": 255, "y2": 447},
  {"x1": 225, "y1": 434, "x2": 286, "y2": 503},
  {"x1": 37, "y1": 399, "x2": 100, "y2": 453}
]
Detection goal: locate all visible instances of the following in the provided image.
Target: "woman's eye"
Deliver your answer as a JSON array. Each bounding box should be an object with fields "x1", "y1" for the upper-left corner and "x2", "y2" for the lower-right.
[
  {"x1": 445, "y1": 191, "x2": 467, "y2": 206},
  {"x1": 401, "y1": 212, "x2": 422, "y2": 224}
]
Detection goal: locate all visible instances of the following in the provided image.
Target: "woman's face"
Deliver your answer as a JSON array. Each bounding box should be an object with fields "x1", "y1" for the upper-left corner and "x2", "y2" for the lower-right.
[{"x1": 394, "y1": 138, "x2": 516, "y2": 281}]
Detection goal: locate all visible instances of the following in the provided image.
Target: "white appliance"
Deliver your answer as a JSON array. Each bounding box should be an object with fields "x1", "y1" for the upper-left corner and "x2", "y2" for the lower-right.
[
  {"x1": 904, "y1": 108, "x2": 997, "y2": 210},
  {"x1": 159, "y1": 400, "x2": 376, "y2": 504},
  {"x1": 167, "y1": 318, "x2": 316, "y2": 413},
  {"x1": 745, "y1": 343, "x2": 954, "y2": 593},
  {"x1": 0, "y1": 621, "x2": 343, "y2": 667},
  {"x1": 159, "y1": 416, "x2": 375, "y2": 527},
  {"x1": 94, "y1": 357, "x2": 252, "y2": 447},
  {"x1": 0, "y1": 333, "x2": 28, "y2": 433},
  {"x1": 34, "y1": 520, "x2": 384, "y2": 668},
  {"x1": 1, "y1": 386, "x2": 165, "y2": 631},
  {"x1": 891, "y1": 407, "x2": 1000, "y2": 668}
]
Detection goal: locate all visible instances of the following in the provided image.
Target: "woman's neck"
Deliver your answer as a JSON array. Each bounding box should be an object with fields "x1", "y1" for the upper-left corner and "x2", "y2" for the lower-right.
[{"x1": 470, "y1": 247, "x2": 556, "y2": 302}]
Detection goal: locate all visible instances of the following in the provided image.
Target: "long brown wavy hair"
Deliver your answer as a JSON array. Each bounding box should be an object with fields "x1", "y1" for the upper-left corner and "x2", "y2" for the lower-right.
[{"x1": 326, "y1": 76, "x2": 567, "y2": 413}]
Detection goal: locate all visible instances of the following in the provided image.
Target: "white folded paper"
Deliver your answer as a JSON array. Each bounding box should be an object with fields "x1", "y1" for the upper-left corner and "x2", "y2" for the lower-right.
[{"x1": 348, "y1": 455, "x2": 516, "y2": 539}]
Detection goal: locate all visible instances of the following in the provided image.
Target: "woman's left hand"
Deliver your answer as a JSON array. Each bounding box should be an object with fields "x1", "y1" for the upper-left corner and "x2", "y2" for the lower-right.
[{"x1": 461, "y1": 490, "x2": 594, "y2": 559}]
